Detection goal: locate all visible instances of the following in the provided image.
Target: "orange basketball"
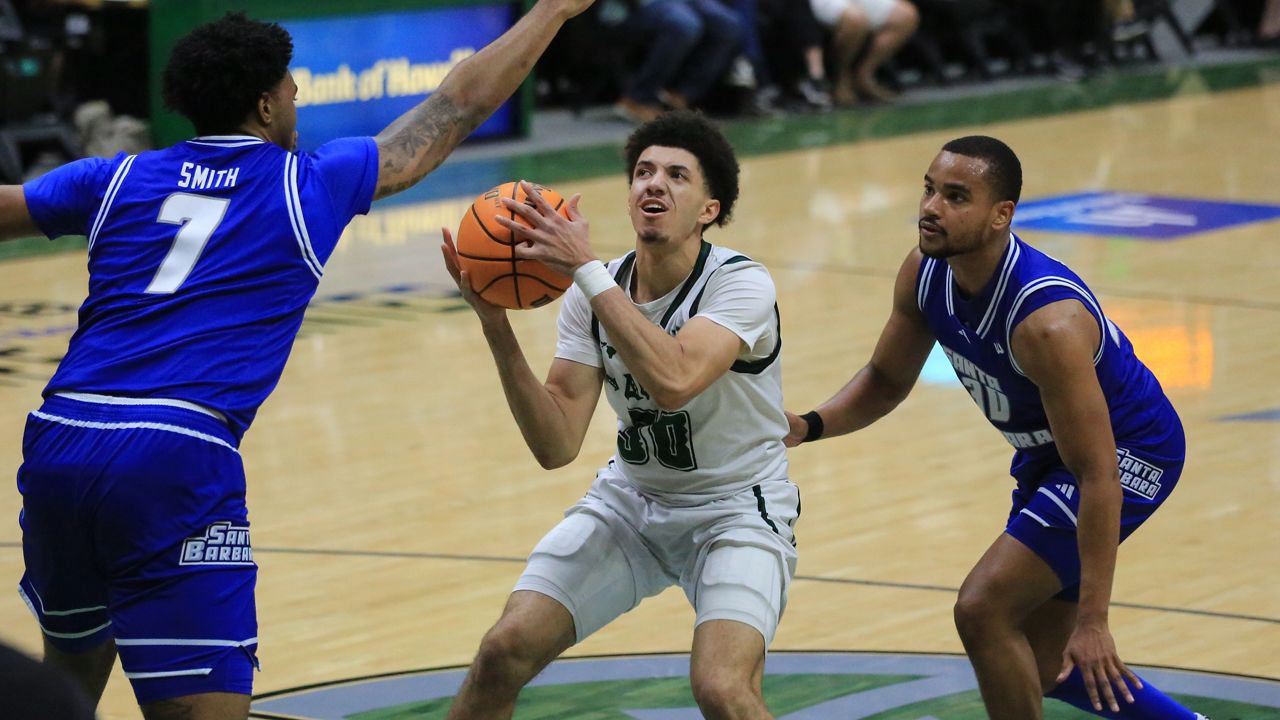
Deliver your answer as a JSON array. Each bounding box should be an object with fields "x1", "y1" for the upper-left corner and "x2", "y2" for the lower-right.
[{"x1": 455, "y1": 181, "x2": 573, "y2": 310}]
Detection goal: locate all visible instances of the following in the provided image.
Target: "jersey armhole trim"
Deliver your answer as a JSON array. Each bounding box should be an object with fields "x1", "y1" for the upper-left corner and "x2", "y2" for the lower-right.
[
  {"x1": 87, "y1": 154, "x2": 137, "y2": 253},
  {"x1": 284, "y1": 154, "x2": 323, "y2": 279},
  {"x1": 590, "y1": 252, "x2": 636, "y2": 344},
  {"x1": 731, "y1": 304, "x2": 782, "y2": 375},
  {"x1": 1004, "y1": 277, "x2": 1107, "y2": 376},
  {"x1": 916, "y1": 257, "x2": 935, "y2": 312}
]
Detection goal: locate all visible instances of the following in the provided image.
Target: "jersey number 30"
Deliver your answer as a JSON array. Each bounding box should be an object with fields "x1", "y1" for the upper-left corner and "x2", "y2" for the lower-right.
[
  {"x1": 618, "y1": 408, "x2": 697, "y2": 471},
  {"x1": 145, "y1": 193, "x2": 230, "y2": 294}
]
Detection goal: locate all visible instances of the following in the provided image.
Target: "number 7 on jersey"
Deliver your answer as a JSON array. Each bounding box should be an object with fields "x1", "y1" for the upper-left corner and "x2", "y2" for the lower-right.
[{"x1": 145, "y1": 193, "x2": 230, "y2": 294}]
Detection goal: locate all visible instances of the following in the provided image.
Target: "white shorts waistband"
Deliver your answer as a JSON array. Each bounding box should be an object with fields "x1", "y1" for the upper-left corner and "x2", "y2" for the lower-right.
[{"x1": 53, "y1": 392, "x2": 228, "y2": 424}]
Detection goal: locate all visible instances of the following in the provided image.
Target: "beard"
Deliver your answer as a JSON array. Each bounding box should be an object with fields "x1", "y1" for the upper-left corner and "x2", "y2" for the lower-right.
[
  {"x1": 919, "y1": 241, "x2": 958, "y2": 259},
  {"x1": 918, "y1": 230, "x2": 958, "y2": 259},
  {"x1": 638, "y1": 228, "x2": 667, "y2": 244}
]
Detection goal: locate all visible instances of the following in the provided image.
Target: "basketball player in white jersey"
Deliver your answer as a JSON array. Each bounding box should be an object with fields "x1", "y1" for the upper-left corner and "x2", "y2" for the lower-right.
[{"x1": 440, "y1": 110, "x2": 797, "y2": 720}]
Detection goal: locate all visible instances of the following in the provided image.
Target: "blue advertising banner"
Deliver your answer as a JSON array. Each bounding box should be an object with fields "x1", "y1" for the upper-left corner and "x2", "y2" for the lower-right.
[
  {"x1": 280, "y1": 4, "x2": 517, "y2": 150},
  {"x1": 1013, "y1": 191, "x2": 1280, "y2": 240}
]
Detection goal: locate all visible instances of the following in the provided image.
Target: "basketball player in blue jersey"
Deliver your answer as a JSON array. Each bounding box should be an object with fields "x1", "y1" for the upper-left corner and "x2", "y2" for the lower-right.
[
  {"x1": 787, "y1": 136, "x2": 1208, "y2": 720},
  {"x1": 0, "y1": 2, "x2": 594, "y2": 718}
]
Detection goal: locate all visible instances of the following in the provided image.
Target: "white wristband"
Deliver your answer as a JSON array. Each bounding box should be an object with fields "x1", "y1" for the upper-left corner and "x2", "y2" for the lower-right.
[{"x1": 573, "y1": 260, "x2": 616, "y2": 300}]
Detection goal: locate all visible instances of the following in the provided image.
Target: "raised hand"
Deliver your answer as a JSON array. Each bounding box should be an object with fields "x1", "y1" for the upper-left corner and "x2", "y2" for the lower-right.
[{"x1": 496, "y1": 180, "x2": 596, "y2": 277}]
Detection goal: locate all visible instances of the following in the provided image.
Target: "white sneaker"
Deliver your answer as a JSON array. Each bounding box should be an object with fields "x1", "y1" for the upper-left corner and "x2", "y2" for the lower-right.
[{"x1": 1194, "y1": 714, "x2": 1212, "y2": 720}]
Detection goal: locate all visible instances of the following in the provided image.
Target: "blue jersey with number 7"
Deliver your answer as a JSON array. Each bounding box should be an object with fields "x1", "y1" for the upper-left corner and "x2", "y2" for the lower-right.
[{"x1": 22, "y1": 134, "x2": 379, "y2": 440}]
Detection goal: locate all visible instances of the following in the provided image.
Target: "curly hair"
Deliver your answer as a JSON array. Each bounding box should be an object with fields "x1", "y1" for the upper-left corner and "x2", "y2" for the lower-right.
[
  {"x1": 162, "y1": 12, "x2": 293, "y2": 136},
  {"x1": 624, "y1": 111, "x2": 740, "y2": 228}
]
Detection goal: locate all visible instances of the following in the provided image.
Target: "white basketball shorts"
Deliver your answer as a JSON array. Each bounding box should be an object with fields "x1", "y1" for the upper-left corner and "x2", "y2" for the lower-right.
[{"x1": 513, "y1": 468, "x2": 800, "y2": 645}]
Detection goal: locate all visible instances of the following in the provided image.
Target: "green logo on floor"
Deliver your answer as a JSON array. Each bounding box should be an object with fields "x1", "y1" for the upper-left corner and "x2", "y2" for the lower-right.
[{"x1": 249, "y1": 651, "x2": 1280, "y2": 719}]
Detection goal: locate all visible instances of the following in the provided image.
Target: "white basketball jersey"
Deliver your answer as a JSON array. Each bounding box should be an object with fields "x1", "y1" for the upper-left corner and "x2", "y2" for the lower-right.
[{"x1": 555, "y1": 241, "x2": 788, "y2": 502}]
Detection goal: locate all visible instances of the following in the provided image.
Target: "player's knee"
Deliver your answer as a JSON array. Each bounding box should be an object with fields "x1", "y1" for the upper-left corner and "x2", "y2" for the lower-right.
[
  {"x1": 952, "y1": 588, "x2": 998, "y2": 643},
  {"x1": 690, "y1": 668, "x2": 755, "y2": 719},
  {"x1": 471, "y1": 626, "x2": 540, "y2": 690},
  {"x1": 43, "y1": 637, "x2": 116, "y2": 697}
]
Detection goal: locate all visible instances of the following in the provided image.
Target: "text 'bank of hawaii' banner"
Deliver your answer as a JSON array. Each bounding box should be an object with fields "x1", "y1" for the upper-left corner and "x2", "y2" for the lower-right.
[{"x1": 281, "y1": 4, "x2": 518, "y2": 150}]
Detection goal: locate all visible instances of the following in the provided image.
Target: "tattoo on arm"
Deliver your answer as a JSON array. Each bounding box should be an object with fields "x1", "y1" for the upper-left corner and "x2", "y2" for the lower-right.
[{"x1": 374, "y1": 93, "x2": 481, "y2": 199}]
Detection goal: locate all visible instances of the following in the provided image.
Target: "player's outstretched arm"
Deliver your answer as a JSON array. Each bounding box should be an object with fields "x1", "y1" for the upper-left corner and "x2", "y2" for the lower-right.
[
  {"x1": 1013, "y1": 300, "x2": 1136, "y2": 713},
  {"x1": 372, "y1": 0, "x2": 594, "y2": 200},
  {"x1": 787, "y1": 247, "x2": 935, "y2": 446},
  {"x1": 441, "y1": 229, "x2": 603, "y2": 469},
  {"x1": 0, "y1": 186, "x2": 38, "y2": 242}
]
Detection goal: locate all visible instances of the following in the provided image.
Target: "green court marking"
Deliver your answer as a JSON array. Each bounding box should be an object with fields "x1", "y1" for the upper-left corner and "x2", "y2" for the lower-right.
[
  {"x1": 862, "y1": 690, "x2": 1280, "y2": 720},
  {"x1": 347, "y1": 673, "x2": 918, "y2": 720}
]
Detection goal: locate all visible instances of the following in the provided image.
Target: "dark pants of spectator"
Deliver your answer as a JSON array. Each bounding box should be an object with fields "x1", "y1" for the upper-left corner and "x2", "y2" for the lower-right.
[
  {"x1": 758, "y1": 0, "x2": 826, "y2": 85},
  {"x1": 625, "y1": 0, "x2": 744, "y2": 105},
  {"x1": 729, "y1": 0, "x2": 771, "y2": 87}
]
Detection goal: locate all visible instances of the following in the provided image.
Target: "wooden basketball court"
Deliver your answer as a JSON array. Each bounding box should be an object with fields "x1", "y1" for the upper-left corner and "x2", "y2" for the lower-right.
[{"x1": 1, "y1": 76, "x2": 1277, "y2": 718}]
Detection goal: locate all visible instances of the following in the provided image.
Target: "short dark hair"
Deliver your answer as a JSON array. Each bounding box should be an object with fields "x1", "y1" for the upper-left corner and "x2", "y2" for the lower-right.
[
  {"x1": 162, "y1": 12, "x2": 293, "y2": 136},
  {"x1": 624, "y1": 111, "x2": 740, "y2": 228},
  {"x1": 941, "y1": 135, "x2": 1022, "y2": 204}
]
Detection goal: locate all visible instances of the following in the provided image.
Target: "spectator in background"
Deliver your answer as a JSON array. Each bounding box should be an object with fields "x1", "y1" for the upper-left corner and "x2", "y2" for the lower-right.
[
  {"x1": 1259, "y1": 0, "x2": 1280, "y2": 46},
  {"x1": 1105, "y1": 0, "x2": 1148, "y2": 42},
  {"x1": 614, "y1": 0, "x2": 744, "y2": 122},
  {"x1": 810, "y1": 0, "x2": 918, "y2": 105},
  {"x1": 758, "y1": 0, "x2": 832, "y2": 110},
  {"x1": 726, "y1": 0, "x2": 784, "y2": 115}
]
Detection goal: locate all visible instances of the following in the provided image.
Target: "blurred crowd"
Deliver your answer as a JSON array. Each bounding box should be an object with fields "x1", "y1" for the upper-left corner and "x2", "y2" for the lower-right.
[
  {"x1": 538, "y1": 0, "x2": 1280, "y2": 121},
  {"x1": 0, "y1": 0, "x2": 1277, "y2": 181}
]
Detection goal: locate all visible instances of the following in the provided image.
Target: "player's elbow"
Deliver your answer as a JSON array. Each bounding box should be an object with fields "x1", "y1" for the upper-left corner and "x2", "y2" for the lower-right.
[
  {"x1": 866, "y1": 363, "x2": 913, "y2": 409},
  {"x1": 531, "y1": 445, "x2": 577, "y2": 470},
  {"x1": 649, "y1": 380, "x2": 697, "y2": 412},
  {"x1": 439, "y1": 58, "x2": 503, "y2": 120}
]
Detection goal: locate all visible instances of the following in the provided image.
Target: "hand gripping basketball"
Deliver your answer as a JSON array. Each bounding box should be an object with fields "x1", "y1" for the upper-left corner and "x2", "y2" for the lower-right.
[{"x1": 451, "y1": 181, "x2": 573, "y2": 310}]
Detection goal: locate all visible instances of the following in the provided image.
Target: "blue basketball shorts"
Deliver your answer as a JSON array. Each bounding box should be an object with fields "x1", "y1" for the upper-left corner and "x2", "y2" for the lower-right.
[
  {"x1": 1004, "y1": 423, "x2": 1186, "y2": 602},
  {"x1": 16, "y1": 394, "x2": 258, "y2": 704}
]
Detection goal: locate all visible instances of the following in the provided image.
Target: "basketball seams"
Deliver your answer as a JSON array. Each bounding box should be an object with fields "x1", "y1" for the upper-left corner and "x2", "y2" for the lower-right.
[
  {"x1": 455, "y1": 251, "x2": 519, "y2": 263},
  {"x1": 472, "y1": 269, "x2": 569, "y2": 296},
  {"x1": 509, "y1": 181, "x2": 521, "y2": 308},
  {"x1": 469, "y1": 204, "x2": 512, "y2": 245},
  {"x1": 457, "y1": 181, "x2": 572, "y2": 309}
]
